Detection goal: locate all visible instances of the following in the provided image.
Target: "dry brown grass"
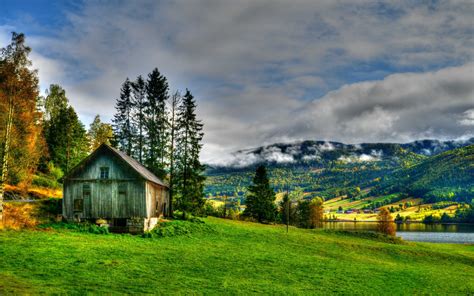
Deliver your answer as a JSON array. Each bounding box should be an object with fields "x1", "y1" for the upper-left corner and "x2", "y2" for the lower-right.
[
  {"x1": 1, "y1": 203, "x2": 38, "y2": 230},
  {"x1": 28, "y1": 186, "x2": 62, "y2": 199},
  {"x1": 4, "y1": 184, "x2": 62, "y2": 199}
]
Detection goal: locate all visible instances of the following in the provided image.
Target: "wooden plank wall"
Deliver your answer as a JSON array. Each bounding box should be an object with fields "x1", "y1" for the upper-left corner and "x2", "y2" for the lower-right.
[
  {"x1": 145, "y1": 182, "x2": 170, "y2": 218},
  {"x1": 63, "y1": 152, "x2": 147, "y2": 219}
]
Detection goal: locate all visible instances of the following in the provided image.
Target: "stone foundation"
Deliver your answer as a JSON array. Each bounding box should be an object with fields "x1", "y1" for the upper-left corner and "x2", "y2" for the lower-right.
[
  {"x1": 126, "y1": 217, "x2": 145, "y2": 233},
  {"x1": 127, "y1": 217, "x2": 160, "y2": 233}
]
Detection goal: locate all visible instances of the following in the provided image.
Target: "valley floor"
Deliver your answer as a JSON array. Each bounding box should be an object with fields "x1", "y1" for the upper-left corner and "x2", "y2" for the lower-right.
[{"x1": 0, "y1": 218, "x2": 473, "y2": 294}]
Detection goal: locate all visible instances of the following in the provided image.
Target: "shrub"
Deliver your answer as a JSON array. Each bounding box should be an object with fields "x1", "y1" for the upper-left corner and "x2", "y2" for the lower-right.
[
  {"x1": 47, "y1": 161, "x2": 64, "y2": 181},
  {"x1": 440, "y1": 213, "x2": 452, "y2": 223},
  {"x1": 38, "y1": 198, "x2": 62, "y2": 217},
  {"x1": 144, "y1": 219, "x2": 213, "y2": 238},
  {"x1": 39, "y1": 222, "x2": 109, "y2": 234},
  {"x1": 32, "y1": 174, "x2": 60, "y2": 189},
  {"x1": 423, "y1": 214, "x2": 439, "y2": 224},
  {"x1": 376, "y1": 208, "x2": 396, "y2": 236}
]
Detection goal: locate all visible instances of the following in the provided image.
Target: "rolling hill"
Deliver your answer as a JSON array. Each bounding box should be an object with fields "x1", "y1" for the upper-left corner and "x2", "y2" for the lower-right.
[
  {"x1": 204, "y1": 139, "x2": 474, "y2": 205},
  {"x1": 371, "y1": 144, "x2": 474, "y2": 203}
]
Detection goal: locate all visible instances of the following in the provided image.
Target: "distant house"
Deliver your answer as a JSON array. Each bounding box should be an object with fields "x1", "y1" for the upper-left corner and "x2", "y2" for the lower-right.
[{"x1": 62, "y1": 143, "x2": 169, "y2": 233}]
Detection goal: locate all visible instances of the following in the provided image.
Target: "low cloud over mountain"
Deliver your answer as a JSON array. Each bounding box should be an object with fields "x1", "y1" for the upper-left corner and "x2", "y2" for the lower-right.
[{"x1": 208, "y1": 138, "x2": 474, "y2": 168}]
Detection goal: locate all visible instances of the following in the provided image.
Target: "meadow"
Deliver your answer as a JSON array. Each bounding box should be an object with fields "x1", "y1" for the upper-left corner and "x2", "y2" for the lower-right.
[
  {"x1": 323, "y1": 195, "x2": 458, "y2": 222},
  {"x1": 1, "y1": 217, "x2": 473, "y2": 294}
]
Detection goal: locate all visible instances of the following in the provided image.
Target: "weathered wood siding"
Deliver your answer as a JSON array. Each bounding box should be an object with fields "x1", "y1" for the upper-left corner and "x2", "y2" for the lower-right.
[
  {"x1": 63, "y1": 150, "x2": 147, "y2": 219},
  {"x1": 145, "y1": 182, "x2": 169, "y2": 218}
]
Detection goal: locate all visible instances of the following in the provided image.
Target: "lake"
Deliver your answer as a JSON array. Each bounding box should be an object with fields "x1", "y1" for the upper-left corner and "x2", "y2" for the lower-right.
[{"x1": 321, "y1": 222, "x2": 474, "y2": 244}]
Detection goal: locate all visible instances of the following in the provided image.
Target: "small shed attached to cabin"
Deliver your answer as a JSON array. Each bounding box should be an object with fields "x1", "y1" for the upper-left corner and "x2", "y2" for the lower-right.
[{"x1": 62, "y1": 143, "x2": 169, "y2": 233}]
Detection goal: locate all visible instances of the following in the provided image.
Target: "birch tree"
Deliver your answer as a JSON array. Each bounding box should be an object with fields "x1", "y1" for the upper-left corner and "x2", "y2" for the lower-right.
[{"x1": 0, "y1": 33, "x2": 43, "y2": 220}]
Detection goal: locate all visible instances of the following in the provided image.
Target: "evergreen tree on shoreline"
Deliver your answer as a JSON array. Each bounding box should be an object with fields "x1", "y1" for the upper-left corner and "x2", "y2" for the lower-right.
[{"x1": 244, "y1": 165, "x2": 276, "y2": 223}]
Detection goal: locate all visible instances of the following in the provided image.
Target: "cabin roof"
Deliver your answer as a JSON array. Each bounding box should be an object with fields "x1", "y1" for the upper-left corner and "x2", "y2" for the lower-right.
[{"x1": 65, "y1": 143, "x2": 169, "y2": 188}]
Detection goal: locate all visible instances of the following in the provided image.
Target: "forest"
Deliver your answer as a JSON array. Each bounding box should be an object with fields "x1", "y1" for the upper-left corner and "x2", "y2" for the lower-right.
[{"x1": 0, "y1": 32, "x2": 207, "y2": 219}]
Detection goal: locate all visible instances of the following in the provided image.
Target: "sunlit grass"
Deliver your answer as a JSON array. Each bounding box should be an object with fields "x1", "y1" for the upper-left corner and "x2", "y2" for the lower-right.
[{"x1": 0, "y1": 217, "x2": 473, "y2": 294}]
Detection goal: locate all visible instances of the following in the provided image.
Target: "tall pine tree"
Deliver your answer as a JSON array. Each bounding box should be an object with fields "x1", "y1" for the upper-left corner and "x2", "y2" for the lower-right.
[
  {"x1": 112, "y1": 71, "x2": 206, "y2": 218},
  {"x1": 144, "y1": 68, "x2": 169, "y2": 178},
  {"x1": 113, "y1": 78, "x2": 135, "y2": 155},
  {"x1": 131, "y1": 76, "x2": 147, "y2": 163},
  {"x1": 175, "y1": 89, "x2": 205, "y2": 215},
  {"x1": 244, "y1": 165, "x2": 276, "y2": 223},
  {"x1": 168, "y1": 91, "x2": 181, "y2": 218}
]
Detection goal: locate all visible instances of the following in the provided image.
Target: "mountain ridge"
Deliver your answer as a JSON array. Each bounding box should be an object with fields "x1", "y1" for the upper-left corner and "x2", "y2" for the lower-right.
[{"x1": 207, "y1": 137, "x2": 474, "y2": 169}]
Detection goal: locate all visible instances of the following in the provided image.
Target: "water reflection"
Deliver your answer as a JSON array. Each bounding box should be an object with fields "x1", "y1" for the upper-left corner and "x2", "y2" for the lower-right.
[{"x1": 321, "y1": 222, "x2": 474, "y2": 243}]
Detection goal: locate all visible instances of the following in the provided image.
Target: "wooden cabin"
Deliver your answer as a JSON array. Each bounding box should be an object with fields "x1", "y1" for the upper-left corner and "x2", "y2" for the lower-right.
[{"x1": 62, "y1": 143, "x2": 169, "y2": 233}]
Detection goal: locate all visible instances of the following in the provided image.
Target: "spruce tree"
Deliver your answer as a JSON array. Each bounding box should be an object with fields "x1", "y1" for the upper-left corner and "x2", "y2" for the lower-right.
[
  {"x1": 175, "y1": 89, "x2": 205, "y2": 215},
  {"x1": 244, "y1": 165, "x2": 276, "y2": 223},
  {"x1": 144, "y1": 68, "x2": 169, "y2": 178},
  {"x1": 168, "y1": 91, "x2": 181, "y2": 217},
  {"x1": 113, "y1": 78, "x2": 135, "y2": 156},
  {"x1": 132, "y1": 76, "x2": 147, "y2": 163}
]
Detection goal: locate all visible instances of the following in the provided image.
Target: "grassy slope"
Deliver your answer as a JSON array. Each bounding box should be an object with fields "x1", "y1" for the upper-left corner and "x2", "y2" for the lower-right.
[
  {"x1": 373, "y1": 144, "x2": 474, "y2": 196},
  {"x1": 323, "y1": 195, "x2": 459, "y2": 221},
  {"x1": 1, "y1": 218, "x2": 473, "y2": 295}
]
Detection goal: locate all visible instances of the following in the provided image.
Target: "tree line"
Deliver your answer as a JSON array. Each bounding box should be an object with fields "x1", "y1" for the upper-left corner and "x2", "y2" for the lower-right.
[
  {"x1": 0, "y1": 33, "x2": 114, "y2": 188},
  {"x1": 112, "y1": 70, "x2": 205, "y2": 217},
  {"x1": 216, "y1": 164, "x2": 396, "y2": 236},
  {"x1": 230, "y1": 164, "x2": 325, "y2": 228}
]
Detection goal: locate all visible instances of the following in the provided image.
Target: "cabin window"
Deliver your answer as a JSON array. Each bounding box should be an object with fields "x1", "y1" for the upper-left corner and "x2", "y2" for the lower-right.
[
  {"x1": 118, "y1": 183, "x2": 127, "y2": 197},
  {"x1": 74, "y1": 198, "x2": 83, "y2": 212},
  {"x1": 100, "y1": 167, "x2": 109, "y2": 179}
]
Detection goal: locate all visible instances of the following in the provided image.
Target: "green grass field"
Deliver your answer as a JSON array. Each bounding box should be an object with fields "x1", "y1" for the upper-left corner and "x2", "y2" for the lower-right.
[
  {"x1": 323, "y1": 195, "x2": 459, "y2": 222},
  {"x1": 1, "y1": 218, "x2": 473, "y2": 294}
]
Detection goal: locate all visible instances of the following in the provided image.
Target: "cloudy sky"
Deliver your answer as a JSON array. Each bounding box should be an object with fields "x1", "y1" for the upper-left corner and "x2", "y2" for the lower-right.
[{"x1": 1, "y1": 0, "x2": 473, "y2": 164}]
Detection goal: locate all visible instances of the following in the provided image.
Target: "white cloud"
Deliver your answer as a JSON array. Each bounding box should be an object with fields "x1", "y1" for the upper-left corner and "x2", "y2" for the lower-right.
[
  {"x1": 293, "y1": 63, "x2": 474, "y2": 145},
  {"x1": 1, "y1": 1, "x2": 473, "y2": 163},
  {"x1": 318, "y1": 142, "x2": 335, "y2": 151},
  {"x1": 338, "y1": 150, "x2": 383, "y2": 163},
  {"x1": 261, "y1": 146, "x2": 294, "y2": 163},
  {"x1": 459, "y1": 109, "x2": 474, "y2": 126}
]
